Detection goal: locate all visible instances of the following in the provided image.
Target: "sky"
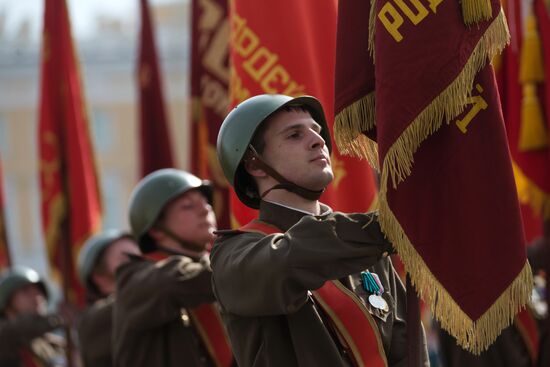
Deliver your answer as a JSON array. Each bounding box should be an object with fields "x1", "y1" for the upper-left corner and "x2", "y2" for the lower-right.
[{"x1": 0, "y1": 0, "x2": 184, "y2": 41}]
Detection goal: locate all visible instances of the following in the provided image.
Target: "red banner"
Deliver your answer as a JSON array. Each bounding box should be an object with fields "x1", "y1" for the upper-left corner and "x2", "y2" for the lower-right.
[
  {"x1": 0, "y1": 158, "x2": 11, "y2": 270},
  {"x1": 38, "y1": 0, "x2": 102, "y2": 305},
  {"x1": 138, "y1": 0, "x2": 175, "y2": 177},
  {"x1": 190, "y1": 0, "x2": 231, "y2": 228},
  {"x1": 228, "y1": 0, "x2": 378, "y2": 227},
  {"x1": 335, "y1": 0, "x2": 532, "y2": 353}
]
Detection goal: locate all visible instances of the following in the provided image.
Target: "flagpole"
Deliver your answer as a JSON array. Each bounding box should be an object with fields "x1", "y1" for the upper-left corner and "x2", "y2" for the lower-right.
[
  {"x1": 544, "y1": 220, "x2": 550, "y2": 367},
  {"x1": 60, "y1": 176, "x2": 75, "y2": 367},
  {"x1": 406, "y1": 275, "x2": 421, "y2": 367},
  {"x1": 0, "y1": 159, "x2": 12, "y2": 269}
]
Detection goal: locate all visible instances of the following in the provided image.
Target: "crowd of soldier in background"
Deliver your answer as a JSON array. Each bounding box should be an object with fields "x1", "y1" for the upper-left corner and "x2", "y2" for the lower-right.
[{"x1": 0, "y1": 94, "x2": 547, "y2": 367}]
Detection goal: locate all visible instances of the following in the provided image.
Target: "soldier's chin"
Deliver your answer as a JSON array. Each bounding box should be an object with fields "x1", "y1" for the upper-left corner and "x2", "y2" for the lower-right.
[{"x1": 313, "y1": 171, "x2": 334, "y2": 190}]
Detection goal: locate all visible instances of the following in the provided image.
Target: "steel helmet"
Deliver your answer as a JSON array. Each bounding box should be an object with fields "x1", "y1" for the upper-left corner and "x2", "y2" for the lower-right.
[
  {"x1": 217, "y1": 94, "x2": 331, "y2": 208},
  {"x1": 128, "y1": 169, "x2": 213, "y2": 253},
  {"x1": 0, "y1": 266, "x2": 48, "y2": 312}
]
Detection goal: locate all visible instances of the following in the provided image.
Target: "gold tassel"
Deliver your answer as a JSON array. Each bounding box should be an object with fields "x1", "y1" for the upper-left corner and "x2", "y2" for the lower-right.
[
  {"x1": 519, "y1": 12, "x2": 545, "y2": 83},
  {"x1": 519, "y1": 84, "x2": 548, "y2": 151},
  {"x1": 513, "y1": 162, "x2": 550, "y2": 220},
  {"x1": 461, "y1": 0, "x2": 493, "y2": 26}
]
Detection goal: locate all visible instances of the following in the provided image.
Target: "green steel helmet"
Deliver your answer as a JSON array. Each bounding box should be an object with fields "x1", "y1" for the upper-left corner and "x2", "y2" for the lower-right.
[
  {"x1": 217, "y1": 94, "x2": 332, "y2": 209},
  {"x1": 0, "y1": 266, "x2": 48, "y2": 312},
  {"x1": 77, "y1": 229, "x2": 133, "y2": 289},
  {"x1": 128, "y1": 168, "x2": 213, "y2": 253}
]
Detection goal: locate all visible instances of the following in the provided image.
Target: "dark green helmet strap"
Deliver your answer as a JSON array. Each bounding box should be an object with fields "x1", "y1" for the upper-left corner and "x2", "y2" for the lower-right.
[{"x1": 248, "y1": 146, "x2": 325, "y2": 201}]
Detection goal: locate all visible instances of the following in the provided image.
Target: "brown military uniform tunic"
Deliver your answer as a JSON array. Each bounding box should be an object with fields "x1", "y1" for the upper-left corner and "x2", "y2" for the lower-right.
[
  {"x1": 211, "y1": 200, "x2": 429, "y2": 367},
  {"x1": 77, "y1": 296, "x2": 114, "y2": 367},
  {"x1": 112, "y1": 253, "x2": 217, "y2": 367},
  {"x1": 0, "y1": 314, "x2": 66, "y2": 367}
]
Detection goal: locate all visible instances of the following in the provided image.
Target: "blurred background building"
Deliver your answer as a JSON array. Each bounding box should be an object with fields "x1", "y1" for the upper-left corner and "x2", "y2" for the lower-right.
[{"x1": 0, "y1": 0, "x2": 191, "y2": 279}]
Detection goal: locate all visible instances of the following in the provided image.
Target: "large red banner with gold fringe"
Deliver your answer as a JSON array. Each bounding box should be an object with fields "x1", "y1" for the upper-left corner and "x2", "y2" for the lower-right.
[
  {"x1": 228, "y1": 0, "x2": 378, "y2": 228},
  {"x1": 138, "y1": 0, "x2": 175, "y2": 177},
  {"x1": 334, "y1": 0, "x2": 532, "y2": 353},
  {"x1": 190, "y1": 0, "x2": 231, "y2": 228},
  {"x1": 38, "y1": 0, "x2": 102, "y2": 305},
  {"x1": 0, "y1": 159, "x2": 11, "y2": 270}
]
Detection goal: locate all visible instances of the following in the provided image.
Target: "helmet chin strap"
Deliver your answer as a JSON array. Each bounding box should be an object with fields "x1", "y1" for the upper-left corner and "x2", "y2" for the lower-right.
[{"x1": 247, "y1": 145, "x2": 325, "y2": 201}]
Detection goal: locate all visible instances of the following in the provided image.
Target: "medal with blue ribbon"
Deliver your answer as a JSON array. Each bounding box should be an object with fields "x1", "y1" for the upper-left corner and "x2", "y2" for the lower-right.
[{"x1": 361, "y1": 271, "x2": 389, "y2": 312}]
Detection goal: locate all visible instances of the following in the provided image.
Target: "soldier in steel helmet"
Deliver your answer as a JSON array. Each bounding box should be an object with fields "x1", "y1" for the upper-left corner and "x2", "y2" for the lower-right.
[
  {"x1": 76, "y1": 230, "x2": 140, "y2": 367},
  {"x1": 0, "y1": 266, "x2": 72, "y2": 366},
  {"x1": 112, "y1": 169, "x2": 233, "y2": 367},
  {"x1": 212, "y1": 94, "x2": 429, "y2": 366}
]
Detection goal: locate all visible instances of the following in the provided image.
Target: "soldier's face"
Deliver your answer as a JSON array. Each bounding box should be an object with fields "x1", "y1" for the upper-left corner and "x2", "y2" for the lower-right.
[
  {"x1": 103, "y1": 238, "x2": 141, "y2": 276},
  {"x1": 260, "y1": 110, "x2": 333, "y2": 190},
  {"x1": 6, "y1": 284, "x2": 47, "y2": 318},
  {"x1": 160, "y1": 190, "x2": 217, "y2": 250},
  {"x1": 94, "y1": 238, "x2": 141, "y2": 295}
]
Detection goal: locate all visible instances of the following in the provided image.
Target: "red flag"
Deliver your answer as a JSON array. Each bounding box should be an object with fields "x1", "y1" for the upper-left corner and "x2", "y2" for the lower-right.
[
  {"x1": 335, "y1": 0, "x2": 532, "y2": 353},
  {"x1": 138, "y1": 0, "x2": 174, "y2": 177},
  {"x1": 38, "y1": 0, "x2": 102, "y2": 305},
  {"x1": 190, "y1": 0, "x2": 231, "y2": 228},
  {"x1": 229, "y1": 0, "x2": 378, "y2": 227},
  {"x1": 0, "y1": 158, "x2": 11, "y2": 270}
]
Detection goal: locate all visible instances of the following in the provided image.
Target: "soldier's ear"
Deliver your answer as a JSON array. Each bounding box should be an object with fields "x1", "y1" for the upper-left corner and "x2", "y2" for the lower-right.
[{"x1": 244, "y1": 157, "x2": 267, "y2": 178}]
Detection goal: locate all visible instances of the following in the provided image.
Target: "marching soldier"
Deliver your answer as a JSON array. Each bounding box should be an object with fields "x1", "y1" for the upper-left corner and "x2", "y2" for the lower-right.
[
  {"x1": 212, "y1": 94, "x2": 429, "y2": 366},
  {"x1": 0, "y1": 266, "x2": 69, "y2": 367},
  {"x1": 77, "y1": 230, "x2": 140, "y2": 367},
  {"x1": 112, "y1": 169, "x2": 233, "y2": 367}
]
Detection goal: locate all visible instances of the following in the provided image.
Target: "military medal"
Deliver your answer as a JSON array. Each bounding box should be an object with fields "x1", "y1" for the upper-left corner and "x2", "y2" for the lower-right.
[
  {"x1": 368, "y1": 294, "x2": 389, "y2": 312},
  {"x1": 361, "y1": 271, "x2": 389, "y2": 311}
]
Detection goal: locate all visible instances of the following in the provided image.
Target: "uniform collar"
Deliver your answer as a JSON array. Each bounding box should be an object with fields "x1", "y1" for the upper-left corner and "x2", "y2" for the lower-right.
[{"x1": 258, "y1": 200, "x2": 332, "y2": 232}]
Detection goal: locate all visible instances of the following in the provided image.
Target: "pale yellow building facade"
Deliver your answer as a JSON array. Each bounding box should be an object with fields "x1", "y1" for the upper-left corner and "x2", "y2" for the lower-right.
[{"x1": 0, "y1": 1, "x2": 191, "y2": 278}]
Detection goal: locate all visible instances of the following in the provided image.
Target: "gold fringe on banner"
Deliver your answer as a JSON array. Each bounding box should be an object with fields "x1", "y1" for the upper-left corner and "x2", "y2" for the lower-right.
[
  {"x1": 378, "y1": 200, "x2": 533, "y2": 353},
  {"x1": 376, "y1": 9, "x2": 533, "y2": 353},
  {"x1": 513, "y1": 161, "x2": 550, "y2": 220},
  {"x1": 382, "y1": 9, "x2": 510, "y2": 189},
  {"x1": 334, "y1": 92, "x2": 379, "y2": 170},
  {"x1": 461, "y1": 0, "x2": 493, "y2": 25},
  {"x1": 519, "y1": 84, "x2": 548, "y2": 151}
]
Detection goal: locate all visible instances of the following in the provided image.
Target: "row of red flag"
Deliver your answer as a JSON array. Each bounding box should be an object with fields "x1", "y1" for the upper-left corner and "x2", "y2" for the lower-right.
[
  {"x1": 20, "y1": 0, "x2": 174, "y2": 304},
  {"x1": 0, "y1": 0, "x2": 547, "y2": 358}
]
